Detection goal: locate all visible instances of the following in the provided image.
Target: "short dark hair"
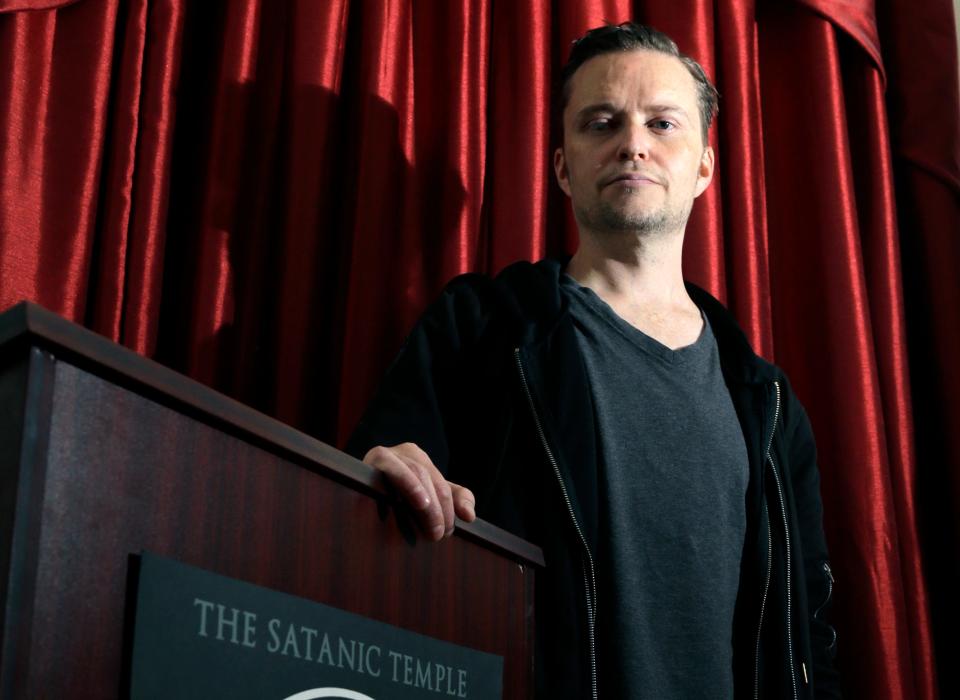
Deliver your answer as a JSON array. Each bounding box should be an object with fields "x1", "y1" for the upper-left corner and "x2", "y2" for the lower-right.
[{"x1": 559, "y1": 22, "x2": 719, "y2": 145}]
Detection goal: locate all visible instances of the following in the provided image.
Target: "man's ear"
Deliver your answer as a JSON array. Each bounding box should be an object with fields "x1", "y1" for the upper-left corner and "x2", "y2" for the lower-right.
[
  {"x1": 694, "y1": 145, "x2": 715, "y2": 198},
  {"x1": 554, "y1": 147, "x2": 572, "y2": 197}
]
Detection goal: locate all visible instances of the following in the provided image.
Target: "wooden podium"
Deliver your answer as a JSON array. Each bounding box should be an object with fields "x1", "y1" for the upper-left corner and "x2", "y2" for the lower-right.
[{"x1": 0, "y1": 302, "x2": 542, "y2": 698}]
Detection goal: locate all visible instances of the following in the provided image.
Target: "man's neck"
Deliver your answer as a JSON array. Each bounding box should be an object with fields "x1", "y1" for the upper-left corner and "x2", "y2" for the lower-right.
[
  {"x1": 566, "y1": 227, "x2": 689, "y2": 307},
  {"x1": 565, "y1": 227, "x2": 703, "y2": 349}
]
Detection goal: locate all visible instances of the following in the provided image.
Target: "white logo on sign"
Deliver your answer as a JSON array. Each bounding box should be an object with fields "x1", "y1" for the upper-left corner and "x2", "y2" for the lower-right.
[{"x1": 282, "y1": 690, "x2": 375, "y2": 700}]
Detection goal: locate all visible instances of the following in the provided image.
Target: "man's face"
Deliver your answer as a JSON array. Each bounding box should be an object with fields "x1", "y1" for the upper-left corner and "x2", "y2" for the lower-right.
[{"x1": 554, "y1": 49, "x2": 714, "y2": 237}]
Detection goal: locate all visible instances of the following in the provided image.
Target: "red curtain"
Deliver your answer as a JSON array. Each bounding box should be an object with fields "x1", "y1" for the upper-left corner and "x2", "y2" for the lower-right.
[{"x1": 1, "y1": 1, "x2": 956, "y2": 697}]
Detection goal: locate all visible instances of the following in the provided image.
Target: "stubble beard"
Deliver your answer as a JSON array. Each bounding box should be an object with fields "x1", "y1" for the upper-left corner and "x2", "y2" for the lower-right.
[{"x1": 575, "y1": 195, "x2": 693, "y2": 239}]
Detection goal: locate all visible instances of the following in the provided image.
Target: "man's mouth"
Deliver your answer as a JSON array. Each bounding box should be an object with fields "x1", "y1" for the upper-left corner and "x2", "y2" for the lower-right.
[{"x1": 604, "y1": 173, "x2": 661, "y2": 187}]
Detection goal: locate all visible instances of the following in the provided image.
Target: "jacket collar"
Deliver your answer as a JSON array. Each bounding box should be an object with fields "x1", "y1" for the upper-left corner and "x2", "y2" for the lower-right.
[
  {"x1": 497, "y1": 256, "x2": 779, "y2": 386},
  {"x1": 685, "y1": 284, "x2": 780, "y2": 386}
]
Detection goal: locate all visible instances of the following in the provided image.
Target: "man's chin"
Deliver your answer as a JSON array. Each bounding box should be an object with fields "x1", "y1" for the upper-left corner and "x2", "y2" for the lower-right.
[
  {"x1": 575, "y1": 200, "x2": 685, "y2": 233},
  {"x1": 597, "y1": 207, "x2": 670, "y2": 235}
]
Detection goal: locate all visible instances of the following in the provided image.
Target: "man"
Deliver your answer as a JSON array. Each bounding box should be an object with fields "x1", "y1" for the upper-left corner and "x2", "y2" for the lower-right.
[{"x1": 348, "y1": 22, "x2": 839, "y2": 699}]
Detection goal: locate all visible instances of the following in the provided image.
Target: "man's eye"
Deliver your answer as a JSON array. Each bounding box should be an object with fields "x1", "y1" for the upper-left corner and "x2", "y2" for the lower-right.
[
  {"x1": 585, "y1": 118, "x2": 612, "y2": 131},
  {"x1": 649, "y1": 119, "x2": 675, "y2": 131}
]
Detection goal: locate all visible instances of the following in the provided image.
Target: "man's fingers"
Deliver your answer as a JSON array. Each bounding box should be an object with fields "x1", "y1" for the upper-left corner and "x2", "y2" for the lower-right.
[
  {"x1": 434, "y1": 476, "x2": 456, "y2": 537},
  {"x1": 410, "y1": 460, "x2": 446, "y2": 541},
  {"x1": 363, "y1": 446, "x2": 430, "y2": 511},
  {"x1": 452, "y1": 485, "x2": 476, "y2": 522},
  {"x1": 363, "y1": 443, "x2": 475, "y2": 539},
  {"x1": 364, "y1": 445, "x2": 446, "y2": 540}
]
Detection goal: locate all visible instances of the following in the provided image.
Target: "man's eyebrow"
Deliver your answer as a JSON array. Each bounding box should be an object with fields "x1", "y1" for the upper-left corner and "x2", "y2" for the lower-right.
[
  {"x1": 573, "y1": 102, "x2": 618, "y2": 121},
  {"x1": 646, "y1": 104, "x2": 690, "y2": 119},
  {"x1": 572, "y1": 102, "x2": 692, "y2": 122}
]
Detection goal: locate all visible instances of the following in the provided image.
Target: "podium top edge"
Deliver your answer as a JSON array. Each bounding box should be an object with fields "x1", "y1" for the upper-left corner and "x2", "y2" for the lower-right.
[{"x1": 0, "y1": 301, "x2": 545, "y2": 568}]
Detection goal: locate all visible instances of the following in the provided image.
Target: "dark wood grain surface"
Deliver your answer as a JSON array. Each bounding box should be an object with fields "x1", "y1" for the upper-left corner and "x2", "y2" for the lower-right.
[
  {"x1": 0, "y1": 301, "x2": 543, "y2": 569},
  {"x1": 0, "y1": 303, "x2": 540, "y2": 698}
]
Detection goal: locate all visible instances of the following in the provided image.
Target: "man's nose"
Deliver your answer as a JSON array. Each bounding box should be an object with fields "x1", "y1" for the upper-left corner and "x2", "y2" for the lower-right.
[{"x1": 617, "y1": 119, "x2": 650, "y2": 161}]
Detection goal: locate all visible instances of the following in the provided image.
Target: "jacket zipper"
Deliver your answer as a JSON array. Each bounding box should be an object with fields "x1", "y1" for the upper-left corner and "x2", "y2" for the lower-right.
[
  {"x1": 514, "y1": 348, "x2": 598, "y2": 700},
  {"x1": 764, "y1": 381, "x2": 799, "y2": 700},
  {"x1": 754, "y1": 499, "x2": 773, "y2": 699}
]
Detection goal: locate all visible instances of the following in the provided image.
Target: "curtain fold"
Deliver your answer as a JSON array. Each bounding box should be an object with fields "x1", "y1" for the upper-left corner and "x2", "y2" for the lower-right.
[
  {"x1": 875, "y1": 0, "x2": 960, "y2": 698},
  {"x1": 795, "y1": 0, "x2": 883, "y2": 74},
  {"x1": 713, "y1": 0, "x2": 774, "y2": 359},
  {"x1": 0, "y1": 0, "x2": 77, "y2": 11},
  {"x1": 91, "y1": 0, "x2": 184, "y2": 355},
  {"x1": 757, "y1": 7, "x2": 936, "y2": 696},
  {"x1": 1, "y1": 1, "x2": 955, "y2": 697}
]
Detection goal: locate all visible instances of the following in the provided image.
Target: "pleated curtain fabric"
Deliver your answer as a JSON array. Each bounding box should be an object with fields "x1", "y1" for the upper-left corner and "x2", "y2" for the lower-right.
[{"x1": 1, "y1": 1, "x2": 957, "y2": 698}]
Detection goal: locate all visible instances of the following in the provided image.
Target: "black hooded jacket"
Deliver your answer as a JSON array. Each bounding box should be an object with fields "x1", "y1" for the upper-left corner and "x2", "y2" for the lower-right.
[{"x1": 348, "y1": 258, "x2": 840, "y2": 699}]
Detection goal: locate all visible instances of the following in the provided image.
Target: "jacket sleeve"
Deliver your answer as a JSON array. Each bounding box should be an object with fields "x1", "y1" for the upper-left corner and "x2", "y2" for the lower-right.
[
  {"x1": 345, "y1": 275, "x2": 492, "y2": 474},
  {"x1": 783, "y1": 384, "x2": 842, "y2": 699}
]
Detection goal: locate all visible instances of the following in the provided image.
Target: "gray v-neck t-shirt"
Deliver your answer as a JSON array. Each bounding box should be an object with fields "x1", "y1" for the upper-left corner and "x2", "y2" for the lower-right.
[{"x1": 561, "y1": 276, "x2": 749, "y2": 699}]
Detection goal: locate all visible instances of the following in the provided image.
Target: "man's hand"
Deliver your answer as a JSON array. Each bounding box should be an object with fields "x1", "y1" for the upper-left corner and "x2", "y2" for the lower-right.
[{"x1": 363, "y1": 443, "x2": 477, "y2": 541}]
